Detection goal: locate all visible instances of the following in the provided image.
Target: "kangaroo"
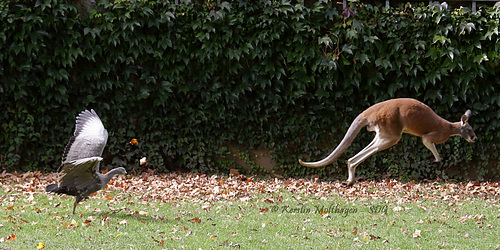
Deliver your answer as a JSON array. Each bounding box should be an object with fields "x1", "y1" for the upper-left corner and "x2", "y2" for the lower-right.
[{"x1": 299, "y1": 98, "x2": 477, "y2": 186}]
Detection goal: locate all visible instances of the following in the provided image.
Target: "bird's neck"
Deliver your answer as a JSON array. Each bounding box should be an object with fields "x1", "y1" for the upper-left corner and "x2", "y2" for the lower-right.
[{"x1": 99, "y1": 168, "x2": 122, "y2": 186}]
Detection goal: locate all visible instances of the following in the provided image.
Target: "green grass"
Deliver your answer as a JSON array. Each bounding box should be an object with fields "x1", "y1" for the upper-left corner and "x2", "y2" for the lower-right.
[{"x1": 1, "y1": 174, "x2": 499, "y2": 249}]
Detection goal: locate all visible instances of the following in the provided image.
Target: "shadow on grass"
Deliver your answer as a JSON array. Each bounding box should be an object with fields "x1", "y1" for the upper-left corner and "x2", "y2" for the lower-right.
[{"x1": 65, "y1": 207, "x2": 173, "y2": 224}]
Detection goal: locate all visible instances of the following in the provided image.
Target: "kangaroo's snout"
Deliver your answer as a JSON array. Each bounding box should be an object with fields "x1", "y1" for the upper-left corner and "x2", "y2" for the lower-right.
[{"x1": 467, "y1": 135, "x2": 478, "y2": 143}]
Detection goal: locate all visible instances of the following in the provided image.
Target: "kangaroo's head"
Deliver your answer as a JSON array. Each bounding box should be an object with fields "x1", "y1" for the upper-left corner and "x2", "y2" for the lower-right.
[{"x1": 460, "y1": 110, "x2": 477, "y2": 143}]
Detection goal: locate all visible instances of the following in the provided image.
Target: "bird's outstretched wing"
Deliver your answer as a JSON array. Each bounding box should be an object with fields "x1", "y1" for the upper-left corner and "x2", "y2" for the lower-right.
[
  {"x1": 61, "y1": 109, "x2": 108, "y2": 167},
  {"x1": 58, "y1": 157, "x2": 103, "y2": 195}
]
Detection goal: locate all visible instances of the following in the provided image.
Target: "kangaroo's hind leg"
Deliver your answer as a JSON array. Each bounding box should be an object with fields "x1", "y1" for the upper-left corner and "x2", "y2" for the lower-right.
[{"x1": 346, "y1": 129, "x2": 401, "y2": 186}]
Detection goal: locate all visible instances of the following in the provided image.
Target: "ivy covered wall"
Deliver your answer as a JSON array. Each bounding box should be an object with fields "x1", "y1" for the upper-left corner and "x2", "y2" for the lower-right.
[{"x1": 1, "y1": 0, "x2": 499, "y2": 181}]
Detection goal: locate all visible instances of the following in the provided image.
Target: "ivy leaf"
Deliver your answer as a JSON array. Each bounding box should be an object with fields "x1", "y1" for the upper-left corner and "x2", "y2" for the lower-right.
[
  {"x1": 219, "y1": 2, "x2": 231, "y2": 11},
  {"x1": 473, "y1": 54, "x2": 488, "y2": 64},
  {"x1": 137, "y1": 89, "x2": 150, "y2": 100},
  {"x1": 83, "y1": 28, "x2": 101, "y2": 39},
  {"x1": 375, "y1": 58, "x2": 392, "y2": 69},
  {"x1": 352, "y1": 19, "x2": 363, "y2": 31},
  {"x1": 318, "y1": 36, "x2": 333, "y2": 47},
  {"x1": 346, "y1": 29, "x2": 358, "y2": 40},
  {"x1": 209, "y1": 10, "x2": 223, "y2": 20},
  {"x1": 432, "y1": 35, "x2": 449, "y2": 45},
  {"x1": 341, "y1": 44, "x2": 354, "y2": 55},
  {"x1": 424, "y1": 89, "x2": 442, "y2": 101},
  {"x1": 459, "y1": 22, "x2": 475, "y2": 35},
  {"x1": 448, "y1": 51, "x2": 454, "y2": 61},
  {"x1": 355, "y1": 53, "x2": 370, "y2": 65},
  {"x1": 364, "y1": 36, "x2": 379, "y2": 43},
  {"x1": 158, "y1": 38, "x2": 172, "y2": 49}
]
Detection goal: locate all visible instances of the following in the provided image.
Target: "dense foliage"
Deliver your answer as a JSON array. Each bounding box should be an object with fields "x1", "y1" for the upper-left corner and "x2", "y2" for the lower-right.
[{"x1": 1, "y1": 0, "x2": 499, "y2": 181}]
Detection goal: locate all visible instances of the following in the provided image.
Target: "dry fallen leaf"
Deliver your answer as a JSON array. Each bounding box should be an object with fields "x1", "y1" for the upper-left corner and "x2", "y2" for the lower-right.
[
  {"x1": 140, "y1": 157, "x2": 147, "y2": 165},
  {"x1": 6, "y1": 233, "x2": 16, "y2": 241},
  {"x1": 229, "y1": 168, "x2": 240, "y2": 176},
  {"x1": 151, "y1": 236, "x2": 164, "y2": 246},
  {"x1": 413, "y1": 229, "x2": 421, "y2": 238},
  {"x1": 37, "y1": 242, "x2": 45, "y2": 249},
  {"x1": 393, "y1": 206, "x2": 404, "y2": 212},
  {"x1": 189, "y1": 217, "x2": 201, "y2": 223}
]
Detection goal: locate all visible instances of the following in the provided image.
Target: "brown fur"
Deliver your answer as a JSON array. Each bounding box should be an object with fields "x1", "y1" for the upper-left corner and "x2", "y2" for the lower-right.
[
  {"x1": 299, "y1": 98, "x2": 477, "y2": 186},
  {"x1": 361, "y1": 99, "x2": 459, "y2": 142}
]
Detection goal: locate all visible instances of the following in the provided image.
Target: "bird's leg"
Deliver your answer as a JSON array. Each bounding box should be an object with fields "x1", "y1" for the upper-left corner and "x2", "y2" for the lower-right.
[
  {"x1": 72, "y1": 201, "x2": 78, "y2": 214},
  {"x1": 73, "y1": 197, "x2": 82, "y2": 215}
]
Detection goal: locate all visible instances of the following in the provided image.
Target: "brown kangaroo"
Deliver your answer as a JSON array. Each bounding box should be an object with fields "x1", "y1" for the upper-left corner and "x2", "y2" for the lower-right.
[{"x1": 299, "y1": 98, "x2": 477, "y2": 186}]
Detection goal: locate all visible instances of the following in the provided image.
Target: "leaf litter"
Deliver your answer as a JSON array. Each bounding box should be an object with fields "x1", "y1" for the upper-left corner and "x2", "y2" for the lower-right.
[{"x1": 1, "y1": 170, "x2": 500, "y2": 207}]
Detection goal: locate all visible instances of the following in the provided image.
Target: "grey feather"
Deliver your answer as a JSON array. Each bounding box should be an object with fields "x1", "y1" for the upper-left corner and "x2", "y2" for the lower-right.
[{"x1": 60, "y1": 109, "x2": 108, "y2": 167}]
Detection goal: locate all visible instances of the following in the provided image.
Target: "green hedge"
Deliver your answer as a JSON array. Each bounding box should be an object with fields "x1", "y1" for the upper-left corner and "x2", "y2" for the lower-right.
[{"x1": 1, "y1": 0, "x2": 499, "y2": 181}]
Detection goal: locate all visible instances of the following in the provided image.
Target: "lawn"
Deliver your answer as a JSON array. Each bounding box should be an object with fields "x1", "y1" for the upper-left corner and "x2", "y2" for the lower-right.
[{"x1": 1, "y1": 171, "x2": 499, "y2": 249}]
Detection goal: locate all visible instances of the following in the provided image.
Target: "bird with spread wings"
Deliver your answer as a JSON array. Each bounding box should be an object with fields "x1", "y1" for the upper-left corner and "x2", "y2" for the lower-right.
[{"x1": 46, "y1": 109, "x2": 127, "y2": 214}]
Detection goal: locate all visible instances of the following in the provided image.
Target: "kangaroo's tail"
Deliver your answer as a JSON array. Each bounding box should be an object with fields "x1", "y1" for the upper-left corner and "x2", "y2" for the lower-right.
[{"x1": 299, "y1": 115, "x2": 367, "y2": 168}]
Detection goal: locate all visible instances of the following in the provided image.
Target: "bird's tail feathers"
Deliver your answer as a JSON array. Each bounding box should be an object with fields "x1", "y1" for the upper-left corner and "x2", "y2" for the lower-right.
[{"x1": 46, "y1": 184, "x2": 59, "y2": 193}]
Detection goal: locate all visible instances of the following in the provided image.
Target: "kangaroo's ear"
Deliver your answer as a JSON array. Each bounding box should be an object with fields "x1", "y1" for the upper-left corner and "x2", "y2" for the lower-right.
[{"x1": 461, "y1": 110, "x2": 471, "y2": 124}]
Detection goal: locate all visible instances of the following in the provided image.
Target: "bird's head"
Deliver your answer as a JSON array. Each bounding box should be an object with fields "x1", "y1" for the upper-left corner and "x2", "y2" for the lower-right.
[{"x1": 114, "y1": 167, "x2": 127, "y2": 175}]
